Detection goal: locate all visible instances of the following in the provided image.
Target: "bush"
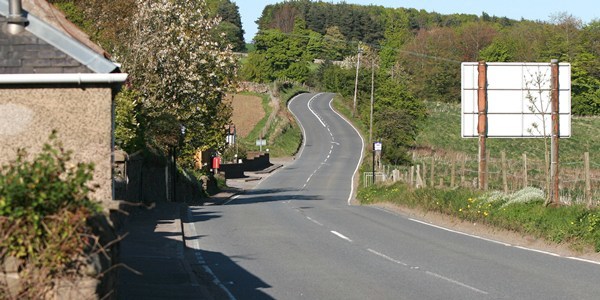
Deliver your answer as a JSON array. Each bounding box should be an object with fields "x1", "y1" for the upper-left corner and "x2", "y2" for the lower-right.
[{"x1": 0, "y1": 132, "x2": 100, "y2": 275}]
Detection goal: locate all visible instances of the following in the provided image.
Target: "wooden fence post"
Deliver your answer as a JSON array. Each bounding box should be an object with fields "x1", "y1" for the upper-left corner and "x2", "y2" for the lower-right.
[
  {"x1": 416, "y1": 165, "x2": 423, "y2": 188},
  {"x1": 585, "y1": 152, "x2": 591, "y2": 207},
  {"x1": 430, "y1": 157, "x2": 435, "y2": 189},
  {"x1": 502, "y1": 151, "x2": 508, "y2": 193},
  {"x1": 460, "y1": 156, "x2": 466, "y2": 187},
  {"x1": 523, "y1": 153, "x2": 528, "y2": 188},
  {"x1": 410, "y1": 166, "x2": 415, "y2": 187},
  {"x1": 485, "y1": 151, "x2": 490, "y2": 190},
  {"x1": 450, "y1": 159, "x2": 456, "y2": 188},
  {"x1": 423, "y1": 162, "x2": 427, "y2": 187}
]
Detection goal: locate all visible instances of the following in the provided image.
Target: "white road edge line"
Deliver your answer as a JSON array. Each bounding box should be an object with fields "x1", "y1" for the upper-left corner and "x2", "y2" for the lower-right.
[
  {"x1": 307, "y1": 216, "x2": 323, "y2": 226},
  {"x1": 222, "y1": 194, "x2": 242, "y2": 206},
  {"x1": 287, "y1": 93, "x2": 312, "y2": 160},
  {"x1": 185, "y1": 208, "x2": 237, "y2": 300},
  {"x1": 406, "y1": 216, "x2": 512, "y2": 247},
  {"x1": 376, "y1": 207, "x2": 600, "y2": 265},
  {"x1": 327, "y1": 97, "x2": 364, "y2": 206},
  {"x1": 514, "y1": 246, "x2": 561, "y2": 257},
  {"x1": 331, "y1": 231, "x2": 353, "y2": 242},
  {"x1": 308, "y1": 93, "x2": 326, "y2": 127},
  {"x1": 566, "y1": 257, "x2": 600, "y2": 265},
  {"x1": 425, "y1": 271, "x2": 489, "y2": 295},
  {"x1": 367, "y1": 248, "x2": 408, "y2": 266}
]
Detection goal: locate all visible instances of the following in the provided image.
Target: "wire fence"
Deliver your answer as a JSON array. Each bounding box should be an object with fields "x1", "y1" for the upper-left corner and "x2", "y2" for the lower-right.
[{"x1": 365, "y1": 151, "x2": 600, "y2": 206}]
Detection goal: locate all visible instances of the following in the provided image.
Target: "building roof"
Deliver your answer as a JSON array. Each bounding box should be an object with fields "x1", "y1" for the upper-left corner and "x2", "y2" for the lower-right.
[{"x1": 0, "y1": 0, "x2": 119, "y2": 73}]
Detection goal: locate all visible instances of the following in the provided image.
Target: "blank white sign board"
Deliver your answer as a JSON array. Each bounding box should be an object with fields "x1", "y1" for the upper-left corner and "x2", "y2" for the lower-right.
[{"x1": 461, "y1": 62, "x2": 571, "y2": 138}]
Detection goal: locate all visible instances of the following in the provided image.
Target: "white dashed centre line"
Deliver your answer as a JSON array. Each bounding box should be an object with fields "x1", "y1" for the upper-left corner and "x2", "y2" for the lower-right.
[
  {"x1": 330, "y1": 231, "x2": 353, "y2": 242},
  {"x1": 367, "y1": 248, "x2": 408, "y2": 266}
]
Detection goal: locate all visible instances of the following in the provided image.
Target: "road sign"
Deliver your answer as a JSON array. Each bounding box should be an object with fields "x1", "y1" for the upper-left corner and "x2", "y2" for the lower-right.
[
  {"x1": 374, "y1": 142, "x2": 382, "y2": 151},
  {"x1": 255, "y1": 139, "x2": 266, "y2": 146},
  {"x1": 461, "y1": 62, "x2": 571, "y2": 138}
]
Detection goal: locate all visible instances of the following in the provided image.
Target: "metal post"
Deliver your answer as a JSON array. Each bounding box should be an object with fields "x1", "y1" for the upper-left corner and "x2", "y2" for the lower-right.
[
  {"x1": 372, "y1": 142, "x2": 376, "y2": 186},
  {"x1": 477, "y1": 61, "x2": 488, "y2": 190},
  {"x1": 550, "y1": 59, "x2": 560, "y2": 205},
  {"x1": 352, "y1": 43, "x2": 362, "y2": 117}
]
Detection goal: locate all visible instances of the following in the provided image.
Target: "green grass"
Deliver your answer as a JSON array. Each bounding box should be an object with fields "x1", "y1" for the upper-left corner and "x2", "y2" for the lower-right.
[
  {"x1": 240, "y1": 92, "x2": 272, "y2": 144},
  {"x1": 238, "y1": 85, "x2": 309, "y2": 157},
  {"x1": 331, "y1": 96, "x2": 600, "y2": 252},
  {"x1": 268, "y1": 122, "x2": 302, "y2": 157},
  {"x1": 416, "y1": 101, "x2": 600, "y2": 165},
  {"x1": 358, "y1": 182, "x2": 600, "y2": 252}
]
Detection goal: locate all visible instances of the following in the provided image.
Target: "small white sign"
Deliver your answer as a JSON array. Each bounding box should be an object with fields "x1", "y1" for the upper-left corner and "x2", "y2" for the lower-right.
[
  {"x1": 461, "y1": 62, "x2": 571, "y2": 138},
  {"x1": 255, "y1": 139, "x2": 266, "y2": 146},
  {"x1": 374, "y1": 142, "x2": 382, "y2": 151}
]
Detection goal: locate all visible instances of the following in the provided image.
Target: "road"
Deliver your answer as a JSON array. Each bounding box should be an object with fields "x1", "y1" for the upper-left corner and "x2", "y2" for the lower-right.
[{"x1": 191, "y1": 93, "x2": 600, "y2": 299}]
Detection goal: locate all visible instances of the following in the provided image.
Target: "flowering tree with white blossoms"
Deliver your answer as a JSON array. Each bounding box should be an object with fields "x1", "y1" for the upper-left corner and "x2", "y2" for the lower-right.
[{"x1": 124, "y1": 0, "x2": 237, "y2": 167}]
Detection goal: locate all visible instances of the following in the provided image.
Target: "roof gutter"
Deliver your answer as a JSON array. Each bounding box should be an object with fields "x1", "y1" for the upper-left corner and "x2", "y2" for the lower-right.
[{"x1": 0, "y1": 73, "x2": 128, "y2": 85}]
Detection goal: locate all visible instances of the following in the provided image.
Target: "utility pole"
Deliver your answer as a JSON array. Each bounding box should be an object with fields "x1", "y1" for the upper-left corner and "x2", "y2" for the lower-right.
[
  {"x1": 352, "y1": 42, "x2": 362, "y2": 117},
  {"x1": 369, "y1": 61, "x2": 375, "y2": 143}
]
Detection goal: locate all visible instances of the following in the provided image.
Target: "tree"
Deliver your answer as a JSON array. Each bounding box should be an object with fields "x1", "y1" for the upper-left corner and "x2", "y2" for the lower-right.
[
  {"x1": 456, "y1": 21, "x2": 498, "y2": 61},
  {"x1": 322, "y1": 26, "x2": 349, "y2": 60},
  {"x1": 373, "y1": 75, "x2": 425, "y2": 165},
  {"x1": 213, "y1": 21, "x2": 245, "y2": 52},
  {"x1": 400, "y1": 27, "x2": 462, "y2": 103},
  {"x1": 123, "y1": 0, "x2": 237, "y2": 167},
  {"x1": 215, "y1": 0, "x2": 246, "y2": 51},
  {"x1": 49, "y1": 0, "x2": 137, "y2": 56},
  {"x1": 379, "y1": 9, "x2": 411, "y2": 70}
]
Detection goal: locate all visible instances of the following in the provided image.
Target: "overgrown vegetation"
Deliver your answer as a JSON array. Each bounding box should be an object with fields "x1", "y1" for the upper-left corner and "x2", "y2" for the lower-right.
[
  {"x1": 240, "y1": 1, "x2": 599, "y2": 165},
  {"x1": 416, "y1": 102, "x2": 600, "y2": 165},
  {"x1": 235, "y1": 82, "x2": 307, "y2": 158},
  {"x1": 359, "y1": 183, "x2": 600, "y2": 252},
  {"x1": 0, "y1": 133, "x2": 103, "y2": 298}
]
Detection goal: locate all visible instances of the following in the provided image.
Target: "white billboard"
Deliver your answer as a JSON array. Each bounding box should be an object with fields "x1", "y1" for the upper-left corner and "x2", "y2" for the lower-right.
[{"x1": 461, "y1": 62, "x2": 571, "y2": 138}]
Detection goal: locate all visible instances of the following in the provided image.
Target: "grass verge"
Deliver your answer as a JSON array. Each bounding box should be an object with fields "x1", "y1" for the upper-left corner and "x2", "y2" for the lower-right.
[
  {"x1": 330, "y1": 96, "x2": 600, "y2": 253},
  {"x1": 359, "y1": 182, "x2": 600, "y2": 252}
]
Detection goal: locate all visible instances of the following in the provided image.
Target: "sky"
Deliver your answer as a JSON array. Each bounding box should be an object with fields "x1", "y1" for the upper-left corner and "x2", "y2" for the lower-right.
[{"x1": 236, "y1": 0, "x2": 599, "y2": 43}]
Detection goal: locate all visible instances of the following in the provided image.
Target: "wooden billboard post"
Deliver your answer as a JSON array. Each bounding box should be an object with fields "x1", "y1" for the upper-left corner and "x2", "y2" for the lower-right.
[
  {"x1": 477, "y1": 61, "x2": 488, "y2": 190},
  {"x1": 550, "y1": 59, "x2": 560, "y2": 205}
]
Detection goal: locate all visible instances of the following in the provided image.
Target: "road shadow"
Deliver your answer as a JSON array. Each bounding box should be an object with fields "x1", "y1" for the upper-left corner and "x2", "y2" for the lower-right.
[
  {"x1": 199, "y1": 250, "x2": 275, "y2": 300},
  {"x1": 224, "y1": 188, "x2": 322, "y2": 205},
  {"x1": 116, "y1": 202, "x2": 224, "y2": 299},
  {"x1": 185, "y1": 206, "x2": 275, "y2": 299}
]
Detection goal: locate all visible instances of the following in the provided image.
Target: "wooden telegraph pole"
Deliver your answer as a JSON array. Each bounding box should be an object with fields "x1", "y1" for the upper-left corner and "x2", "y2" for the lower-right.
[
  {"x1": 352, "y1": 43, "x2": 362, "y2": 117},
  {"x1": 550, "y1": 59, "x2": 560, "y2": 205},
  {"x1": 477, "y1": 61, "x2": 488, "y2": 190}
]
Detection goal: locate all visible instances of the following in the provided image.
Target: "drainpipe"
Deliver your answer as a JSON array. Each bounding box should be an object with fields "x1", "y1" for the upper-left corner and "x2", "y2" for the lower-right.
[{"x1": 7, "y1": 0, "x2": 27, "y2": 34}]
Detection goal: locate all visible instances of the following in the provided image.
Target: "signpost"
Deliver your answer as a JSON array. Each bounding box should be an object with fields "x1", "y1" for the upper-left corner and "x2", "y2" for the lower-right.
[
  {"x1": 461, "y1": 61, "x2": 571, "y2": 204},
  {"x1": 373, "y1": 142, "x2": 382, "y2": 185},
  {"x1": 256, "y1": 139, "x2": 266, "y2": 152}
]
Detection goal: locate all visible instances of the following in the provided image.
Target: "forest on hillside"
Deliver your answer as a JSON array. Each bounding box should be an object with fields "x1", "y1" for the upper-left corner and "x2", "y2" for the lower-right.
[
  {"x1": 239, "y1": 1, "x2": 599, "y2": 164},
  {"x1": 243, "y1": 1, "x2": 599, "y2": 115}
]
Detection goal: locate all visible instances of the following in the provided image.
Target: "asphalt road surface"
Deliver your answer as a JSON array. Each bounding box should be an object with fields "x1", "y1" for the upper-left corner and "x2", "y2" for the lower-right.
[{"x1": 191, "y1": 93, "x2": 600, "y2": 299}]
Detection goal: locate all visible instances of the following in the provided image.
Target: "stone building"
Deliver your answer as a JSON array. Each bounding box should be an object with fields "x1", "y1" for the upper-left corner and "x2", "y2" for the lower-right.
[{"x1": 0, "y1": 0, "x2": 127, "y2": 209}]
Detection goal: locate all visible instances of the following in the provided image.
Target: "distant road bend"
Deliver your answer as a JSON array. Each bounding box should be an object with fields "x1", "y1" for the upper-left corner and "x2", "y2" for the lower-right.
[{"x1": 192, "y1": 93, "x2": 600, "y2": 299}]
